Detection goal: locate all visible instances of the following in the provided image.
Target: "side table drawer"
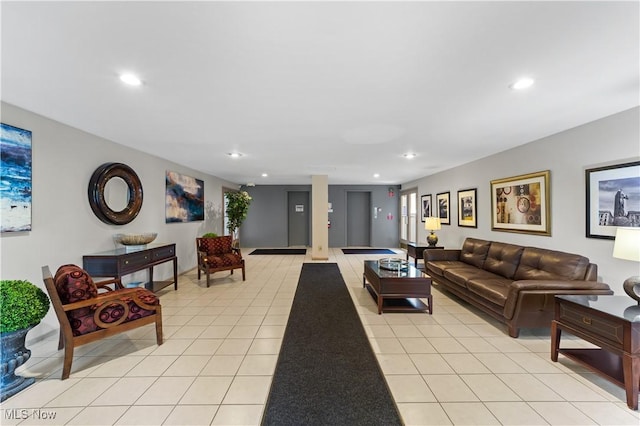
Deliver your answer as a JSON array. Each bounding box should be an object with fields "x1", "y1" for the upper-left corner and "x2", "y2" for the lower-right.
[
  {"x1": 559, "y1": 303, "x2": 624, "y2": 345},
  {"x1": 153, "y1": 245, "x2": 175, "y2": 261},
  {"x1": 120, "y1": 252, "x2": 152, "y2": 270}
]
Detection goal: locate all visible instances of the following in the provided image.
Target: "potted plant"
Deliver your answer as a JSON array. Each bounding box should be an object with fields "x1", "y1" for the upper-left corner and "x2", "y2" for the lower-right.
[
  {"x1": 202, "y1": 232, "x2": 219, "y2": 238},
  {"x1": 225, "y1": 191, "x2": 252, "y2": 240},
  {"x1": 1, "y1": 279, "x2": 50, "y2": 402}
]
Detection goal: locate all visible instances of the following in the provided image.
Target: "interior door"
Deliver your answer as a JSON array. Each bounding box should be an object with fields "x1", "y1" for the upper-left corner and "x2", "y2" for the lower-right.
[
  {"x1": 347, "y1": 192, "x2": 371, "y2": 247},
  {"x1": 288, "y1": 191, "x2": 309, "y2": 247}
]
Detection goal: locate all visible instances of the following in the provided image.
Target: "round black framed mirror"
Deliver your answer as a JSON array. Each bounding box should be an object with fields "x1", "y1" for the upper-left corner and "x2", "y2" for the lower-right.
[{"x1": 88, "y1": 162, "x2": 143, "y2": 225}]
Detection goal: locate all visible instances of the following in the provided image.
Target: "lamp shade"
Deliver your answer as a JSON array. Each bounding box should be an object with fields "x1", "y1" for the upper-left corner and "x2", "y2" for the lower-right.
[
  {"x1": 613, "y1": 227, "x2": 640, "y2": 262},
  {"x1": 425, "y1": 217, "x2": 441, "y2": 231}
]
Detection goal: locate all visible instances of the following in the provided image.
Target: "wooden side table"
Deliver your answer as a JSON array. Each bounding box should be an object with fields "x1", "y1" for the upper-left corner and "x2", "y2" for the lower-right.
[
  {"x1": 551, "y1": 295, "x2": 640, "y2": 410},
  {"x1": 406, "y1": 243, "x2": 443, "y2": 267}
]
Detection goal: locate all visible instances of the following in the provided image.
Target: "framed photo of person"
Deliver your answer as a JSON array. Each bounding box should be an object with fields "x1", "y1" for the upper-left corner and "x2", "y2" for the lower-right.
[
  {"x1": 420, "y1": 194, "x2": 432, "y2": 222},
  {"x1": 586, "y1": 160, "x2": 640, "y2": 239},
  {"x1": 436, "y1": 191, "x2": 450, "y2": 225}
]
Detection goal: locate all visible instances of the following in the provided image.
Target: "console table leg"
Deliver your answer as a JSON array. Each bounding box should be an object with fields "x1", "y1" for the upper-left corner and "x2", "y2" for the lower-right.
[
  {"x1": 551, "y1": 320, "x2": 561, "y2": 362},
  {"x1": 377, "y1": 296, "x2": 383, "y2": 315},
  {"x1": 173, "y1": 258, "x2": 178, "y2": 290},
  {"x1": 622, "y1": 354, "x2": 639, "y2": 410}
]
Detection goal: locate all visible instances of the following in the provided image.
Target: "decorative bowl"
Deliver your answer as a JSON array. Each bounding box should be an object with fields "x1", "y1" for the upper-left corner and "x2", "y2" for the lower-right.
[{"x1": 113, "y1": 233, "x2": 157, "y2": 246}]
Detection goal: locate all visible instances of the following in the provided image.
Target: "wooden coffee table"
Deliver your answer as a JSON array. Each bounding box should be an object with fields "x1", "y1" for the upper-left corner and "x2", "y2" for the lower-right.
[{"x1": 362, "y1": 260, "x2": 432, "y2": 314}]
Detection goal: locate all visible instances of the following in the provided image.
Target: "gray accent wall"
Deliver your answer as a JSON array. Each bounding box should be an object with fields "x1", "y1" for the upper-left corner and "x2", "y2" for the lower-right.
[{"x1": 241, "y1": 185, "x2": 400, "y2": 248}]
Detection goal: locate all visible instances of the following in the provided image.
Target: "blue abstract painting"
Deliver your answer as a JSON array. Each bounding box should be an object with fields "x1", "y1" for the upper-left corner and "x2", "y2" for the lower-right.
[
  {"x1": 165, "y1": 171, "x2": 204, "y2": 223},
  {"x1": 1, "y1": 123, "x2": 32, "y2": 232}
]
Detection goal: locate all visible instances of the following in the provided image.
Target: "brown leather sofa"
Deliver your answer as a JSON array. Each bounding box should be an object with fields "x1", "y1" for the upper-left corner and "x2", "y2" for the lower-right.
[{"x1": 424, "y1": 237, "x2": 613, "y2": 337}]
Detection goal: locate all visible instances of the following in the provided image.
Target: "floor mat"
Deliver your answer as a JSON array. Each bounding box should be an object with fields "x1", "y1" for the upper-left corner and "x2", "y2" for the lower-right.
[
  {"x1": 249, "y1": 248, "x2": 307, "y2": 255},
  {"x1": 341, "y1": 248, "x2": 396, "y2": 254},
  {"x1": 262, "y1": 263, "x2": 402, "y2": 425}
]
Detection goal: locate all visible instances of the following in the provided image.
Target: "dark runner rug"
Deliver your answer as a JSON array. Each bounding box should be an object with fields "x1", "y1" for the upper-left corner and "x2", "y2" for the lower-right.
[
  {"x1": 342, "y1": 248, "x2": 396, "y2": 254},
  {"x1": 262, "y1": 263, "x2": 402, "y2": 426},
  {"x1": 249, "y1": 248, "x2": 307, "y2": 255}
]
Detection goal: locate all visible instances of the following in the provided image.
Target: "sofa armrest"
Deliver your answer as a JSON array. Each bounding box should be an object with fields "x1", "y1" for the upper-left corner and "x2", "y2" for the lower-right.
[
  {"x1": 424, "y1": 249, "x2": 461, "y2": 262},
  {"x1": 510, "y1": 280, "x2": 611, "y2": 292}
]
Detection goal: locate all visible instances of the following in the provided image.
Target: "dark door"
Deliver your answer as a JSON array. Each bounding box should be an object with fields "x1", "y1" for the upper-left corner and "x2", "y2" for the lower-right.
[
  {"x1": 347, "y1": 192, "x2": 371, "y2": 246},
  {"x1": 288, "y1": 191, "x2": 309, "y2": 247}
]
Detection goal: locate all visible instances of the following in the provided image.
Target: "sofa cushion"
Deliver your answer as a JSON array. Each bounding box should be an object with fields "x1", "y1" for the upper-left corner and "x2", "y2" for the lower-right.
[
  {"x1": 514, "y1": 247, "x2": 590, "y2": 281},
  {"x1": 460, "y1": 238, "x2": 491, "y2": 268},
  {"x1": 201, "y1": 235, "x2": 233, "y2": 255},
  {"x1": 483, "y1": 242, "x2": 524, "y2": 279},
  {"x1": 426, "y1": 260, "x2": 468, "y2": 277},
  {"x1": 54, "y1": 264, "x2": 98, "y2": 304},
  {"x1": 466, "y1": 277, "x2": 511, "y2": 308},
  {"x1": 444, "y1": 266, "x2": 498, "y2": 289},
  {"x1": 71, "y1": 288, "x2": 159, "y2": 337},
  {"x1": 204, "y1": 253, "x2": 243, "y2": 268}
]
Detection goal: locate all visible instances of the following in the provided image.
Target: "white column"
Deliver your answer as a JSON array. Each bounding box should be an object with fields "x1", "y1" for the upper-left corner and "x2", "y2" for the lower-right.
[{"x1": 311, "y1": 175, "x2": 329, "y2": 260}]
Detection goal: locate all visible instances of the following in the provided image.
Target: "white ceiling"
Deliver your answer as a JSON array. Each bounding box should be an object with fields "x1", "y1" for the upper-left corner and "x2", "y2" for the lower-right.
[{"x1": 2, "y1": 1, "x2": 638, "y2": 185}]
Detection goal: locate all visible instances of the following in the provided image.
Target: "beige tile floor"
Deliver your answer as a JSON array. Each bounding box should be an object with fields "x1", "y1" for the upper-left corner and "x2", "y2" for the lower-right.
[{"x1": 2, "y1": 249, "x2": 639, "y2": 425}]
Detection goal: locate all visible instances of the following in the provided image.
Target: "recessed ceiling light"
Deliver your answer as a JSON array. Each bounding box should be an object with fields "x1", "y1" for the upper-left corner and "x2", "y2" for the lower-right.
[
  {"x1": 373, "y1": 173, "x2": 380, "y2": 178},
  {"x1": 228, "y1": 152, "x2": 242, "y2": 158},
  {"x1": 403, "y1": 153, "x2": 416, "y2": 159},
  {"x1": 119, "y1": 73, "x2": 142, "y2": 86},
  {"x1": 510, "y1": 77, "x2": 534, "y2": 90},
  {"x1": 261, "y1": 173, "x2": 268, "y2": 177}
]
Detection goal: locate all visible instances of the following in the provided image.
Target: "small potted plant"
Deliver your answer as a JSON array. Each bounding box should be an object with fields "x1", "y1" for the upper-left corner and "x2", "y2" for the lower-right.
[
  {"x1": 1, "y1": 279, "x2": 50, "y2": 402},
  {"x1": 202, "y1": 232, "x2": 219, "y2": 238}
]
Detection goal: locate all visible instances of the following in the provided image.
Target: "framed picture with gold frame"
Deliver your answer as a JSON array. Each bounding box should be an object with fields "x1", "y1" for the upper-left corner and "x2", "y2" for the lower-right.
[{"x1": 491, "y1": 170, "x2": 550, "y2": 235}]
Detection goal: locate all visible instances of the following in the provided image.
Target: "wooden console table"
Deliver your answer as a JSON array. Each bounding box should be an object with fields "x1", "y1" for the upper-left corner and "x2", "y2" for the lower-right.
[
  {"x1": 551, "y1": 295, "x2": 640, "y2": 410},
  {"x1": 83, "y1": 243, "x2": 178, "y2": 293},
  {"x1": 406, "y1": 243, "x2": 443, "y2": 267}
]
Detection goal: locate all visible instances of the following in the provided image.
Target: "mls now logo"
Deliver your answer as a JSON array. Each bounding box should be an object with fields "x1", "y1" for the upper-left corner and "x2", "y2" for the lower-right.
[{"x1": 4, "y1": 409, "x2": 57, "y2": 420}]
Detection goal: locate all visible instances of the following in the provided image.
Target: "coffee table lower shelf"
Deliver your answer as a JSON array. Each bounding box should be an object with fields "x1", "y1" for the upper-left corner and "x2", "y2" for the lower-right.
[
  {"x1": 364, "y1": 285, "x2": 430, "y2": 314},
  {"x1": 558, "y1": 348, "x2": 625, "y2": 388}
]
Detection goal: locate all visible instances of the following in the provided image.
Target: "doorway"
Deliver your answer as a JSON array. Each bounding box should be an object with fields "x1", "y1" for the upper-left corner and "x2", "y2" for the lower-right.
[
  {"x1": 400, "y1": 189, "x2": 417, "y2": 244},
  {"x1": 288, "y1": 191, "x2": 310, "y2": 247},
  {"x1": 347, "y1": 192, "x2": 371, "y2": 247}
]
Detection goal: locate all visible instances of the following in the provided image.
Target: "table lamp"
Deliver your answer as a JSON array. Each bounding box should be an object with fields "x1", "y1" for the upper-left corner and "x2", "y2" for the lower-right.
[
  {"x1": 613, "y1": 227, "x2": 640, "y2": 304},
  {"x1": 425, "y1": 217, "x2": 441, "y2": 247}
]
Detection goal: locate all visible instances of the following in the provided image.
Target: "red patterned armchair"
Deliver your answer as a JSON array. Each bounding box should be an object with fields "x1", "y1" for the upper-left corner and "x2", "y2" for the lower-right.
[
  {"x1": 42, "y1": 264, "x2": 163, "y2": 379},
  {"x1": 196, "y1": 235, "x2": 245, "y2": 287}
]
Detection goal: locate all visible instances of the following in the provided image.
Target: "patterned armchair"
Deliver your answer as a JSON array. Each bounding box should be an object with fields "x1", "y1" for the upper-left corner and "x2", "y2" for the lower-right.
[
  {"x1": 196, "y1": 235, "x2": 245, "y2": 287},
  {"x1": 42, "y1": 264, "x2": 163, "y2": 379}
]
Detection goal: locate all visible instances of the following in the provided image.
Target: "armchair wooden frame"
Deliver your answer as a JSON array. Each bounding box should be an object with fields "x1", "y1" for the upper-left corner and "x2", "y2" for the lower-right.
[
  {"x1": 42, "y1": 266, "x2": 163, "y2": 380},
  {"x1": 196, "y1": 237, "x2": 246, "y2": 287}
]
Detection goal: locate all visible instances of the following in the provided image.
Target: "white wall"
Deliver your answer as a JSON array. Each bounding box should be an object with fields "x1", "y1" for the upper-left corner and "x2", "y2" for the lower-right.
[
  {"x1": 403, "y1": 107, "x2": 640, "y2": 294},
  {"x1": 0, "y1": 102, "x2": 238, "y2": 341}
]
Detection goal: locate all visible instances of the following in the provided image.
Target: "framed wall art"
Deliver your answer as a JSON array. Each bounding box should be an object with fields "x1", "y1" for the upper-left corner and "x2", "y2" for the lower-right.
[
  {"x1": 165, "y1": 171, "x2": 204, "y2": 223},
  {"x1": 457, "y1": 188, "x2": 477, "y2": 228},
  {"x1": 1, "y1": 123, "x2": 32, "y2": 232},
  {"x1": 436, "y1": 191, "x2": 450, "y2": 225},
  {"x1": 586, "y1": 160, "x2": 640, "y2": 239},
  {"x1": 420, "y1": 194, "x2": 432, "y2": 222},
  {"x1": 491, "y1": 170, "x2": 550, "y2": 235}
]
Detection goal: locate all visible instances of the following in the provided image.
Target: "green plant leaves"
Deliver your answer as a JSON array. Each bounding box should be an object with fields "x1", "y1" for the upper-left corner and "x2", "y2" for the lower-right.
[{"x1": 0, "y1": 280, "x2": 50, "y2": 333}]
